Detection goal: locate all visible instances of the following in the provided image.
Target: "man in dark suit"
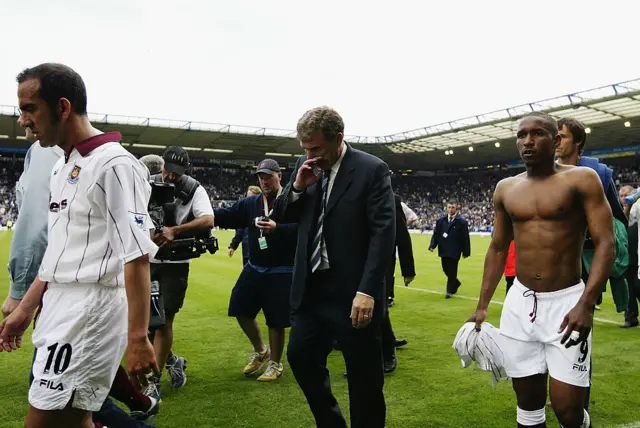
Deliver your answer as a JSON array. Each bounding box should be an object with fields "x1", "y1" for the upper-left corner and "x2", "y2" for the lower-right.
[
  {"x1": 381, "y1": 194, "x2": 416, "y2": 373},
  {"x1": 428, "y1": 200, "x2": 471, "y2": 298},
  {"x1": 272, "y1": 106, "x2": 395, "y2": 428}
]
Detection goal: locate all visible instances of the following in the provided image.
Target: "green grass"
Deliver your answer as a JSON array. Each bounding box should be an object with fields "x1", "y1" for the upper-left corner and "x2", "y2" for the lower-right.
[{"x1": 1, "y1": 232, "x2": 639, "y2": 427}]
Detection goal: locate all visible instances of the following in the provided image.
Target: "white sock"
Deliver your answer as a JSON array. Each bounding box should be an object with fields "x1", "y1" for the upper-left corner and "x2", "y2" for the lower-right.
[
  {"x1": 581, "y1": 409, "x2": 591, "y2": 428},
  {"x1": 560, "y1": 410, "x2": 591, "y2": 428}
]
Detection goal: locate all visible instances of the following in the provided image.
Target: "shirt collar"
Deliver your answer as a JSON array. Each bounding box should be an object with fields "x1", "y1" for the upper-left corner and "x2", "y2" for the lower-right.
[
  {"x1": 73, "y1": 132, "x2": 122, "y2": 157},
  {"x1": 330, "y1": 143, "x2": 348, "y2": 174}
]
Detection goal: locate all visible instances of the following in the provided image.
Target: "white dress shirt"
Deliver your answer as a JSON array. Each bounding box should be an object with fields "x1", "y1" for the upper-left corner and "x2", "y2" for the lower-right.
[{"x1": 401, "y1": 202, "x2": 418, "y2": 225}]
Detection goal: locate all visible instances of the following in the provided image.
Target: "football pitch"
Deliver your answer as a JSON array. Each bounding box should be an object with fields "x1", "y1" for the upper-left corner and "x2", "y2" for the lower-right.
[{"x1": 1, "y1": 231, "x2": 639, "y2": 428}]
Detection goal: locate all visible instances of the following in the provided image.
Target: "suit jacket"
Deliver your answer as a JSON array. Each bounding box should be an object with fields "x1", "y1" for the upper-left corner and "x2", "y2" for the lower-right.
[
  {"x1": 394, "y1": 195, "x2": 415, "y2": 278},
  {"x1": 429, "y1": 215, "x2": 471, "y2": 260},
  {"x1": 272, "y1": 144, "x2": 396, "y2": 311}
]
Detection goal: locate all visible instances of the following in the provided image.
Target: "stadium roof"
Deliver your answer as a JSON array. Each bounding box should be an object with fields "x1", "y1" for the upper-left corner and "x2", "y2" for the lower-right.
[{"x1": 1, "y1": 78, "x2": 640, "y2": 169}]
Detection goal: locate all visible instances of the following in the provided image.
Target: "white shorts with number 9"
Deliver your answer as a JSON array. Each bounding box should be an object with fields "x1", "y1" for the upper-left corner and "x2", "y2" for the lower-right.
[
  {"x1": 499, "y1": 278, "x2": 592, "y2": 388},
  {"x1": 29, "y1": 283, "x2": 128, "y2": 411}
]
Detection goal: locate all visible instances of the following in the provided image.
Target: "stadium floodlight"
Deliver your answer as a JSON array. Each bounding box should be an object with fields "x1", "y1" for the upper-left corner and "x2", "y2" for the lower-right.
[
  {"x1": 0, "y1": 135, "x2": 8, "y2": 139},
  {"x1": 494, "y1": 142, "x2": 500, "y2": 148},
  {"x1": 131, "y1": 143, "x2": 166, "y2": 149},
  {"x1": 182, "y1": 147, "x2": 203, "y2": 151},
  {"x1": 16, "y1": 136, "x2": 27, "y2": 140},
  {"x1": 204, "y1": 148, "x2": 233, "y2": 153},
  {"x1": 468, "y1": 146, "x2": 474, "y2": 151},
  {"x1": 585, "y1": 127, "x2": 592, "y2": 134},
  {"x1": 624, "y1": 121, "x2": 631, "y2": 127},
  {"x1": 265, "y1": 152, "x2": 292, "y2": 157}
]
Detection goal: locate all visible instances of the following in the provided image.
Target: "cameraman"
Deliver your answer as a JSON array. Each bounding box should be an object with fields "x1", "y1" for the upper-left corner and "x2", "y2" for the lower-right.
[
  {"x1": 213, "y1": 159, "x2": 297, "y2": 382},
  {"x1": 147, "y1": 147, "x2": 214, "y2": 398}
]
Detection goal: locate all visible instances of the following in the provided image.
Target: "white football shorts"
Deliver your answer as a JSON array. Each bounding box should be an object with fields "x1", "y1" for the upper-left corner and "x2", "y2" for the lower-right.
[
  {"x1": 499, "y1": 277, "x2": 592, "y2": 387},
  {"x1": 29, "y1": 282, "x2": 128, "y2": 411}
]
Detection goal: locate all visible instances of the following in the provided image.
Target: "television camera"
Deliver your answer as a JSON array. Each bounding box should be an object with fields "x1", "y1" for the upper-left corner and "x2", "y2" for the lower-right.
[{"x1": 148, "y1": 176, "x2": 218, "y2": 262}]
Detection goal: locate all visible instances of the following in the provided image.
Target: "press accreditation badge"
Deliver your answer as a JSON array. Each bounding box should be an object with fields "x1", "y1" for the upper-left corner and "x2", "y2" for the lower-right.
[{"x1": 258, "y1": 237, "x2": 268, "y2": 250}]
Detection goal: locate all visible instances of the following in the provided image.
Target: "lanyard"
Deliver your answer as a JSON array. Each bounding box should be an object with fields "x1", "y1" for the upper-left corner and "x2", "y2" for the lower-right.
[{"x1": 261, "y1": 187, "x2": 282, "y2": 217}]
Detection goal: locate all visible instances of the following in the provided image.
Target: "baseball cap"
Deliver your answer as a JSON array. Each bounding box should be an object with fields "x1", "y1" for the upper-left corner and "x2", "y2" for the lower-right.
[
  {"x1": 163, "y1": 146, "x2": 189, "y2": 175},
  {"x1": 255, "y1": 159, "x2": 281, "y2": 175}
]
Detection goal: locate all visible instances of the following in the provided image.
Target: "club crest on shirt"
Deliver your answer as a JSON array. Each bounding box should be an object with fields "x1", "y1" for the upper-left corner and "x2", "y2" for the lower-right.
[
  {"x1": 132, "y1": 213, "x2": 147, "y2": 229},
  {"x1": 68, "y1": 165, "x2": 81, "y2": 184}
]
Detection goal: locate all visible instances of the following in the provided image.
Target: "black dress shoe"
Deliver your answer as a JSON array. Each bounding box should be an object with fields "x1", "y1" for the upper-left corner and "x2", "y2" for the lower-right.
[
  {"x1": 384, "y1": 355, "x2": 397, "y2": 374},
  {"x1": 445, "y1": 293, "x2": 453, "y2": 299},
  {"x1": 395, "y1": 339, "x2": 408, "y2": 348},
  {"x1": 620, "y1": 320, "x2": 639, "y2": 328}
]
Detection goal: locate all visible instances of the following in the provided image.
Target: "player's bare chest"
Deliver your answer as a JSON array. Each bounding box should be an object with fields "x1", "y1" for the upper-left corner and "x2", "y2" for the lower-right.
[{"x1": 503, "y1": 180, "x2": 578, "y2": 221}]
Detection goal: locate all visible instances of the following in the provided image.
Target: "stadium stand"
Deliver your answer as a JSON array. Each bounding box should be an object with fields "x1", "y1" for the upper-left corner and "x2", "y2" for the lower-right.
[{"x1": 1, "y1": 78, "x2": 640, "y2": 232}]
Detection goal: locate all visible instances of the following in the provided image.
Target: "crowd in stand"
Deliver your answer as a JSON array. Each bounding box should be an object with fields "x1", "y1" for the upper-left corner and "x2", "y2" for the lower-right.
[{"x1": 2, "y1": 152, "x2": 640, "y2": 232}]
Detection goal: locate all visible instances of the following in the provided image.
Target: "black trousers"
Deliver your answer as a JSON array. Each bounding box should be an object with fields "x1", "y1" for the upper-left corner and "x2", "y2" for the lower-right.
[
  {"x1": 625, "y1": 264, "x2": 640, "y2": 323},
  {"x1": 381, "y1": 258, "x2": 397, "y2": 361},
  {"x1": 627, "y1": 224, "x2": 640, "y2": 322},
  {"x1": 441, "y1": 257, "x2": 461, "y2": 294},
  {"x1": 287, "y1": 271, "x2": 385, "y2": 428},
  {"x1": 387, "y1": 253, "x2": 396, "y2": 300}
]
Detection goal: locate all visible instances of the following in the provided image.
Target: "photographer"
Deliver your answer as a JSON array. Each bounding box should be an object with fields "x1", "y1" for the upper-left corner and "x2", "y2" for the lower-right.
[
  {"x1": 146, "y1": 147, "x2": 214, "y2": 399},
  {"x1": 213, "y1": 159, "x2": 297, "y2": 382}
]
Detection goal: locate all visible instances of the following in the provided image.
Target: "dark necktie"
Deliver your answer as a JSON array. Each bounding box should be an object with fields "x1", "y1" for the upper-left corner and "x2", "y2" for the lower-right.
[{"x1": 311, "y1": 169, "x2": 331, "y2": 273}]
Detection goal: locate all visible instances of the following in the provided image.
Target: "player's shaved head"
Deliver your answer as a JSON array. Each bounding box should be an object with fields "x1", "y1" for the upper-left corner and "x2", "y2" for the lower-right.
[{"x1": 517, "y1": 112, "x2": 558, "y2": 139}]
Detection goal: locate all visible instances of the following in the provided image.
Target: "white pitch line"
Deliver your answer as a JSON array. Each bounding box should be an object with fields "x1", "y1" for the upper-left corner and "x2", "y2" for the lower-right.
[
  {"x1": 398, "y1": 285, "x2": 621, "y2": 325},
  {"x1": 396, "y1": 288, "x2": 636, "y2": 427},
  {"x1": 607, "y1": 423, "x2": 640, "y2": 428}
]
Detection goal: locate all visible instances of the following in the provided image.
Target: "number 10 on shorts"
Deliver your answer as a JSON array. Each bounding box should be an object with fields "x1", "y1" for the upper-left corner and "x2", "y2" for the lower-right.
[{"x1": 42, "y1": 342, "x2": 73, "y2": 375}]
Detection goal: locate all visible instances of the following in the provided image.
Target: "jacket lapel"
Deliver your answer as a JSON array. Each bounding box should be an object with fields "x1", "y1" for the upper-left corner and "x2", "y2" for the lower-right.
[
  {"x1": 325, "y1": 145, "x2": 355, "y2": 217},
  {"x1": 447, "y1": 216, "x2": 458, "y2": 232}
]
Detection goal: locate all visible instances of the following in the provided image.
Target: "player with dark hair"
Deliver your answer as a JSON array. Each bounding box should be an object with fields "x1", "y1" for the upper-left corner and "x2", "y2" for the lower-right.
[
  {"x1": 470, "y1": 112, "x2": 614, "y2": 428},
  {"x1": 0, "y1": 63, "x2": 158, "y2": 428},
  {"x1": 556, "y1": 116, "x2": 628, "y2": 410}
]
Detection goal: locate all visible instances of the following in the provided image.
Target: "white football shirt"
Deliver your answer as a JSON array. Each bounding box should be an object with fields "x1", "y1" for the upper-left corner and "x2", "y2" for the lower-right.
[
  {"x1": 38, "y1": 132, "x2": 158, "y2": 287},
  {"x1": 401, "y1": 202, "x2": 418, "y2": 225},
  {"x1": 452, "y1": 321, "x2": 509, "y2": 386}
]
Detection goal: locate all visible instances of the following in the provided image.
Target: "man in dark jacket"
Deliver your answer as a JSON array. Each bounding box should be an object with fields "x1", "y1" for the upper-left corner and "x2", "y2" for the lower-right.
[
  {"x1": 429, "y1": 201, "x2": 471, "y2": 298},
  {"x1": 555, "y1": 117, "x2": 629, "y2": 412},
  {"x1": 214, "y1": 160, "x2": 297, "y2": 382},
  {"x1": 381, "y1": 194, "x2": 416, "y2": 372}
]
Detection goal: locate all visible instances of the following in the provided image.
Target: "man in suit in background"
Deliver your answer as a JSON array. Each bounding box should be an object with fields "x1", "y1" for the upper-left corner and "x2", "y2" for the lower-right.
[
  {"x1": 272, "y1": 106, "x2": 396, "y2": 428},
  {"x1": 381, "y1": 194, "x2": 416, "y2": 372},
  {"x1": 429, "y1": 201, "x2": 471, "y2": 298}
]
